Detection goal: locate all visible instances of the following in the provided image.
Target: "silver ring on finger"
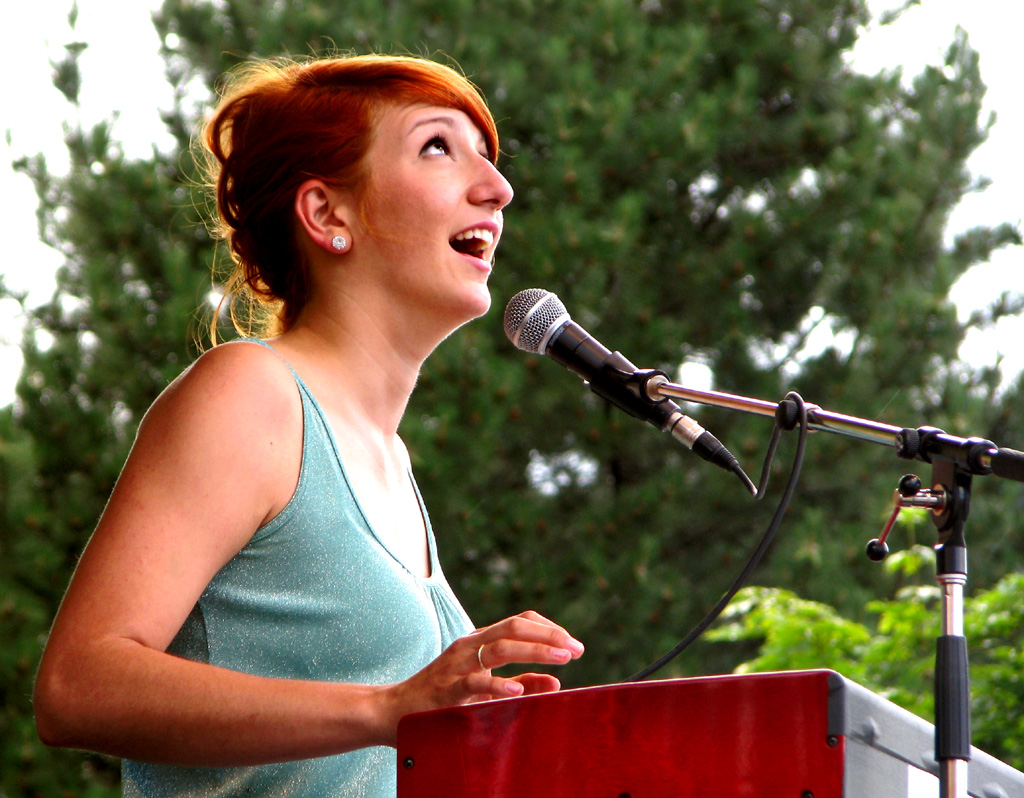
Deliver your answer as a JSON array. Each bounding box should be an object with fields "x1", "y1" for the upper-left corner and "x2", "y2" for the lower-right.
[{"x1": 477, "y1": 644, "x2": 487, "y2": 670}]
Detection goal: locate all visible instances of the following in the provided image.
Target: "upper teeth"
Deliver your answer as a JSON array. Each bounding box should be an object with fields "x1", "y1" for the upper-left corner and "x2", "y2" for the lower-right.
[{"x1": 453, "y1": 228, "x2": 494, "y2": 246}]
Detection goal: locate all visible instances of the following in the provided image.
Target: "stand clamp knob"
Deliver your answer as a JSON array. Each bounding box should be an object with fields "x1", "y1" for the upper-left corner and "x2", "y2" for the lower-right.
[{"x1": 866, "y1": 474, "x2": 948, "y2": 561}]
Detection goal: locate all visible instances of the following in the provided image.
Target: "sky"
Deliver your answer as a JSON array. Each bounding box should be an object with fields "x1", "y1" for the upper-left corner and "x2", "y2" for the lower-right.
[{"x1": 1, "y1": 0, "x2": 1022, "y2": 408}]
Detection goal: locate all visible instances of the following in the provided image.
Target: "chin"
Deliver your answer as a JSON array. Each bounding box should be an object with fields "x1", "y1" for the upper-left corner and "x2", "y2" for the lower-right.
[
  {"x1": 442, "y1": 285, "x2": 492, "y2": 336},
  {"x1": 436, "y1": 292, "x2": 491, "y2": 344},
  {"x1": 456, "y1": 280, "x2": 493, "y2": 318},
  {"x1": 468, "y1": 286, "x2": 493, "y2": 318}
]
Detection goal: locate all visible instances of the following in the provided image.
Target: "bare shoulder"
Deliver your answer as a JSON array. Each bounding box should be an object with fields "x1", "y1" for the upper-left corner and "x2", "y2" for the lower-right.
[
  {"x1": 129, "y1": 339, "x2": 304, "y2": 528},
  {"x1": 147, "y1": 341, "x2": 297, "y2": 434},
  {"x1": 169, "y1": 338, "x2": 296, "y2": 404},
  {"x1": 37, "y1": 341, "x2": 306, "y2": 657}
]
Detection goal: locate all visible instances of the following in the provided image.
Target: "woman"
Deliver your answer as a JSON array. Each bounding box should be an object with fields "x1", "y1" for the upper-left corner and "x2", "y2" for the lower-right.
[{"x1": 33, "y1": 53, "x2": 583, "y2": 797}]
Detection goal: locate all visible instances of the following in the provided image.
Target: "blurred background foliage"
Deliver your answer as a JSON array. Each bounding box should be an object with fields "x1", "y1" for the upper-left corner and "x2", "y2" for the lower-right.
[{"x1": 2, "y1": 0, "x2": 1022, "y2": 794}]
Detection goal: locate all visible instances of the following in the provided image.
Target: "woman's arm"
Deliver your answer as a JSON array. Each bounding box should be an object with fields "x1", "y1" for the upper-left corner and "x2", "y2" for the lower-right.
[
  {"x1": 32, "y1": 341, "x2": 348, "y2": 765},
  {"x1": 33, "y1": 342, "x2": 582, "y2": 767}
]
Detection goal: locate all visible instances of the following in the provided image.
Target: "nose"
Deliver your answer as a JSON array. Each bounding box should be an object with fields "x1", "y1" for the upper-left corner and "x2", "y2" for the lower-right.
[{"x1": 470, "y1": 157, "x2": 514, "y2": 211}]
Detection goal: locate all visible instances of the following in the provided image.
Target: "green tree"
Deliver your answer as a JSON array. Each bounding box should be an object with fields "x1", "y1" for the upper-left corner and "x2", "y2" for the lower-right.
[
  {"x1": 706, "y1": 550, "x2": 1024, "y2": 769},
  {"x1": 3, "y1": 0, "x2": 1022, "y2": 795}
]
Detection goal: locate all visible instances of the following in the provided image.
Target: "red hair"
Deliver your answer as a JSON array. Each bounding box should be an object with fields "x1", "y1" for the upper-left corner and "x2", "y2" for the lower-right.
[{"x1": 199, "y1": 54, "x2": 500, "y2": 338}]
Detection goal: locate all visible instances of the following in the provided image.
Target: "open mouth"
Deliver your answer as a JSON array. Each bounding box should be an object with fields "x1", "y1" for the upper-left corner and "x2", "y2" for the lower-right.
[{"x1": 450, "y1": 227, "x2": 495, "y2": 259}]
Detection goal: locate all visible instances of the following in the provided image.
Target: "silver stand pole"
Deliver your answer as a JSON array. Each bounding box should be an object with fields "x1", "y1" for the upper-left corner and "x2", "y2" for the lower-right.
[{"x1": 938, "y1": 570, "x2": 969, "y2": 798}]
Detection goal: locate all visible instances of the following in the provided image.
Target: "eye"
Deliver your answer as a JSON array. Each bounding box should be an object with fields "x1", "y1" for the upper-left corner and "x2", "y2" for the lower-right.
[{"x1": 421, "y1": 134, "x2": 450, "y2": 156}]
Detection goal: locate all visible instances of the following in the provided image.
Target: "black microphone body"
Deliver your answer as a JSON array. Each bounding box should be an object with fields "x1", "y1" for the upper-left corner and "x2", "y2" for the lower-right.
[
  {"x1": 543, "y1": 317, "x2": 677, "y2": 432},
  {"x1": 504, "y1": 289, "x2": 749, "y2": 485}
]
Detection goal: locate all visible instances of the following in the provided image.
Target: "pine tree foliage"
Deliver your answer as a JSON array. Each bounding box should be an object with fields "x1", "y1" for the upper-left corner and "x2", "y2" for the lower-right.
[{"x1": 2, "y1": 1, "x2": 1022, "y2": 794}]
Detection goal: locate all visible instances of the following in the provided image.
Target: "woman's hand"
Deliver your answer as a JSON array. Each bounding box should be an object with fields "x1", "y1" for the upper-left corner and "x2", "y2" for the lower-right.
[{"x1": 378, "y1": 610, "x2": 583, "y2": 744}]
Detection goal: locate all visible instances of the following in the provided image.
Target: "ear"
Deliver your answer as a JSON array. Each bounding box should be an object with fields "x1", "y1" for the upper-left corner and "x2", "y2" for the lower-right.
[{"x1": 294, "y1": 179, "x2": 353, "y2": 253}]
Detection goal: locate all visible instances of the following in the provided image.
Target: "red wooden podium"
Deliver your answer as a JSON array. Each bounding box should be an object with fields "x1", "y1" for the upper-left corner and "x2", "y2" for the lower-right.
[{"x1": 396, "y1": 670, "x2": 1024, "y2": 797}]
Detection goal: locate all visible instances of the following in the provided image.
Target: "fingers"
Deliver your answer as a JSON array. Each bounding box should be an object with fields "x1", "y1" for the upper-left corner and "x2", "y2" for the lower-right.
[
  {"x1": 473, "y1": 612, "x2": 584, "y2": 673},
  {"x1": 461, "y1": 671, "x2": 526, "y2": 700},
  {"x1": 472, "y1": 609, "x2": 566, "y2": 635},
  {"x1": 382, "y1": 611, "x2": 582, "y2": 739},
  {"x1": 461, "y1": 671, "x2": 560, "y2": 703},
  {"x1": 475, "y1": 637, "x2": 576, "y2": 672},
  {"x1": 506, "y1": 609, "x2": 569, "y2": 631},
  {"x1": 511, "y1": 673, "x2": 561, "y2": 695}
]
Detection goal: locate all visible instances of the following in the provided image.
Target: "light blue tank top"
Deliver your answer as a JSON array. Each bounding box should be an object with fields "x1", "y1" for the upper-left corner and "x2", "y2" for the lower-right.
[{"x1": 122, "y1": 340, "x2": 474, "y2": 798}]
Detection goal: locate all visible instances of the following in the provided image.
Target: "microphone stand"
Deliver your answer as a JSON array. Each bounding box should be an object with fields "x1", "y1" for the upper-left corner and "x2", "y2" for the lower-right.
[{"x1": 642, "y1": 377, "x2": 1024, "y2": 798}]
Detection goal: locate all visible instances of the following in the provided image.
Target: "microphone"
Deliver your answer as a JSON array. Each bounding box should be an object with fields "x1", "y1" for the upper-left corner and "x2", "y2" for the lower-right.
[{"x1": 504, "y1": 288, "x2": 754, "y2": 493}]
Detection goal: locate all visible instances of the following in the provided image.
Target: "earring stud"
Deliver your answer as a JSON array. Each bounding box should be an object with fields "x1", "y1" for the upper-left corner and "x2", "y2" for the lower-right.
[{"x1": 331, "y1": 235, "x2": 347, "y2": 251}]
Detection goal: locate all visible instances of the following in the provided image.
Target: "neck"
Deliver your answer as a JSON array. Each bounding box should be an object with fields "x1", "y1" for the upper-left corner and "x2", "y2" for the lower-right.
[{"x1": 275, "y1": 289, "x2": 446, "y2": 437}]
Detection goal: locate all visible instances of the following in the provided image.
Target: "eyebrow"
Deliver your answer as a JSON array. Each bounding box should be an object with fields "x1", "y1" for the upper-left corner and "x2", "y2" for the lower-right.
[
  {"x1": 408, "y1": 114, "x2": 489, "y2": 152},
  {"x1": 408, "y1": 115, "x2": 459, "y2": 135}
]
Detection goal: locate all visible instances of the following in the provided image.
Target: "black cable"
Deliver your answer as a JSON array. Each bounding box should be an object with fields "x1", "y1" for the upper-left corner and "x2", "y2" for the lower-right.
[{"x1": 623, "y1": 392, "x2": 810, "y2": 682}]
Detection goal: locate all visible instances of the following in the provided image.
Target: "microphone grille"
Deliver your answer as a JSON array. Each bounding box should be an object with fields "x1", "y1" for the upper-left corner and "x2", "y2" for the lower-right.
[{"x1": 504, "y1": 289, "x2": 568, "y2": 353}]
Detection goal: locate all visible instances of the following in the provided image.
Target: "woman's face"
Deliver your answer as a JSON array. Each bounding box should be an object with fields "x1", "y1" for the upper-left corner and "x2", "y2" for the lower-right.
[{"x1": 356, "y1": 102, "x2": 514, "y2": 330}]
